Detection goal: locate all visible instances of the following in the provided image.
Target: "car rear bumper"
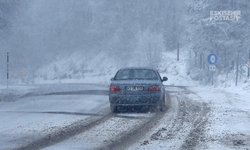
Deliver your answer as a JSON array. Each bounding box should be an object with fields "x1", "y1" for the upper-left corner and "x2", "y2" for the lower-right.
[{"x1": 109, "y1": 93, "x2": 163, "y2": 106}]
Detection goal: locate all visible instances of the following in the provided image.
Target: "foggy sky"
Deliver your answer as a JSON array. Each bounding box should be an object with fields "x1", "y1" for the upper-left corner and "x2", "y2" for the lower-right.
[{"x1": 0, "y1": 0, "x2": 181, "y2": 82}]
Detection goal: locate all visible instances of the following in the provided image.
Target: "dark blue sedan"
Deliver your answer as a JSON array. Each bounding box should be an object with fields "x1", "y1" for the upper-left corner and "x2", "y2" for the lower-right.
[{"x1": 109, "y1": 67, "x2": 168, "y2": 113}]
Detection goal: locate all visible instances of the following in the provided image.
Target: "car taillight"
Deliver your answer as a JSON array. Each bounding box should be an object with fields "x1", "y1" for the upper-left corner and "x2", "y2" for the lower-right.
[
  {"x1": 148, "y1": 85, "x2": 161, "y2": 91},
  {"x1": 110, "y1": 86, "x2": 121, "y2": 91}
]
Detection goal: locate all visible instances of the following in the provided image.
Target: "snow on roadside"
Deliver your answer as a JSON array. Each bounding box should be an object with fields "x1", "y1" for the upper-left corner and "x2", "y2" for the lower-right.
[
  {"x1": 0, "y1": 83, "x2": 109, "y2": 103},
  {"x1": 33, "y1": 48, "x2": 199, "y2": 87},
  {"x1": 188, "y1": 87, "x2": 250, "y2": 149},
  {"x1": 34, "y1": 51, "x2": 117, "y2": 85},
  {"x1": 0, "y1": 85, "x2": 36, "y2": 93},
  {"x1": 0, "y1": 85, "x2": 37, "y2": 102},
  {"x1": 159, "y1": 49, "x2": 198, "y2": 86}
]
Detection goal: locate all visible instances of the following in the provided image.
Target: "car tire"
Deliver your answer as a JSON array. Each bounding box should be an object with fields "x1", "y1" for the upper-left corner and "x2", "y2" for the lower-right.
[
  {"x1": 110, "y1": 105, "x2": 118, "y2": 113},
  {"x1": 160, "y1": 96, "x2": 165, "y2": 112}
]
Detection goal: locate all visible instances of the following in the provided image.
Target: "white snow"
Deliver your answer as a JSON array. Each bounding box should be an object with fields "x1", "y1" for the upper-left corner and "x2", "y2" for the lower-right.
[
  {"x1": 0, "y1": 84, "x2": 109, "y2": 150},
  {"x1": 0, "y1": 48, "x2": 250, "y2": 149},
  {"x1": 127, "y1": 86, "x2": 250, "y2": 150}
]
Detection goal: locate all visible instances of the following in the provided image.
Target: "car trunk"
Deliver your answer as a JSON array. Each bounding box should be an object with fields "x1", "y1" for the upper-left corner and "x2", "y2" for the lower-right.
[{"x1": 111, "y1": 80, "x2": 161, "y2": 95}]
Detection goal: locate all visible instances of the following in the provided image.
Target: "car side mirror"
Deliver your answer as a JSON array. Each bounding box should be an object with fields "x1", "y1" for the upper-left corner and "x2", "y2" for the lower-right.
[
  {"x1": 162, "y1": 77, "x2": 168, "y2": 82},
  {"x1": 110, "y1": 77, "x2": 114, "y2": 81}
]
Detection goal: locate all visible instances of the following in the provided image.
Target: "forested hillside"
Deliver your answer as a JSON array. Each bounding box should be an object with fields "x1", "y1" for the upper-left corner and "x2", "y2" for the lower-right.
[
  {"x1": 0, "y1": 0, "x2": 249, "y2": 86},
  {"x1": 184, "y1": 0, "x2": 250, "y2": 86}
]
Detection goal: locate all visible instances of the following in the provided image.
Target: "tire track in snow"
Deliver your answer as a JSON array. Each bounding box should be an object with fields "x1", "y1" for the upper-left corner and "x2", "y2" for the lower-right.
[
  {"x1": 39, "y1": 93, "x2": 171, "y2": 150},
  {"x1": 97, "y1": 93, "x2": 172, "y2": 150},
  {"x1": 179, "y1": 88, "x2": 211, "y2": 150},
  {"x1": 15, "y1": 108, "x2": 113, "y2": 150},
  {"x1": 13, "y1": 86, "x2": 193, "y2": 150},
  {"x1": 99, "y1": 112, "x2": 166, "y2": 150},
  {"x1": 127, "y1": 87, "x2": 211, "y2": 150}
]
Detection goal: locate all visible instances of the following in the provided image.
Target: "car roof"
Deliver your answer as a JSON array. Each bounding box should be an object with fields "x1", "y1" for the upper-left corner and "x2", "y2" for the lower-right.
[{"x1": 119, "y1": 67, "x2": 157, "y2": 71}]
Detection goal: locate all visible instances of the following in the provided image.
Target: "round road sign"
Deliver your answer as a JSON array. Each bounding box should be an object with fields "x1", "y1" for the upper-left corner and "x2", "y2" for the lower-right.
[{"x1": 207, "y1": 53, "x2": 219, "y2": 65}]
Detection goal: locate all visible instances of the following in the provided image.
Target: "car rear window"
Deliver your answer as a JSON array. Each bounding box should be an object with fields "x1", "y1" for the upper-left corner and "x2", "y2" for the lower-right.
[{"x1": 114, "y1": 69, "x2": 158, "y2": 80}]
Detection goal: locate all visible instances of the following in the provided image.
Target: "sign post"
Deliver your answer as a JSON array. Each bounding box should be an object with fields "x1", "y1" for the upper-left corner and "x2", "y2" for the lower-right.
[
  {"x1": 177, "y1": 42, "x2": 179, "y2": 61},
  {"x1": 248, "y1": 50, "x2": 250, "y2": 79},
  {"x1": 7, "y1": 52, "x2": 9, "y2": 90},
  {"x1": 207, "y1": 53, "x2": 219, "y2": 85}
]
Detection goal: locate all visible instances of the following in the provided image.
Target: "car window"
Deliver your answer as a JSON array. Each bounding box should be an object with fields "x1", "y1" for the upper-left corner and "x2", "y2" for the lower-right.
[{"x1": 114, "y1": 69, "x2": 158, "y2": 80}]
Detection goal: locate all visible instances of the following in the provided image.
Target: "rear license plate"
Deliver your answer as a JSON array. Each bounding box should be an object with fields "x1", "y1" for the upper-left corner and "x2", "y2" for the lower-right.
[{"x1": 126, "y1": 86, "x2": 144, "y2": 91}]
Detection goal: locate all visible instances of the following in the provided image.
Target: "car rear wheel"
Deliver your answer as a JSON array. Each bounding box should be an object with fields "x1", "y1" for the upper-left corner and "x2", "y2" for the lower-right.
[
  {"x1": 160, "y1": 96, "x2": 165, "y2": 112},
  {"x1": 110, "y1": 105, "x2": 118, "y2": 113}
]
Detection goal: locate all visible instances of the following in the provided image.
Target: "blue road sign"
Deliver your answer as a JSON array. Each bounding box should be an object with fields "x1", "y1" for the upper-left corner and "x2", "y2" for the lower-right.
[{"x1": 207, "y1": 53, "x2": 218, "y2": 65}]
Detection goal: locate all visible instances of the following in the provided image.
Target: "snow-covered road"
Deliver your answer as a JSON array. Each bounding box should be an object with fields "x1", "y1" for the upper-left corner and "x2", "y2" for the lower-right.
[
  {"x1": 0, "y1": 84, "x2": 109, "y2": 150},
  {"x1": 128, "y1": 87, "x2": 250, "y2": 150},
  {"x1": 0, "y1": 84, "x2": 249, "y2": 150}
]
